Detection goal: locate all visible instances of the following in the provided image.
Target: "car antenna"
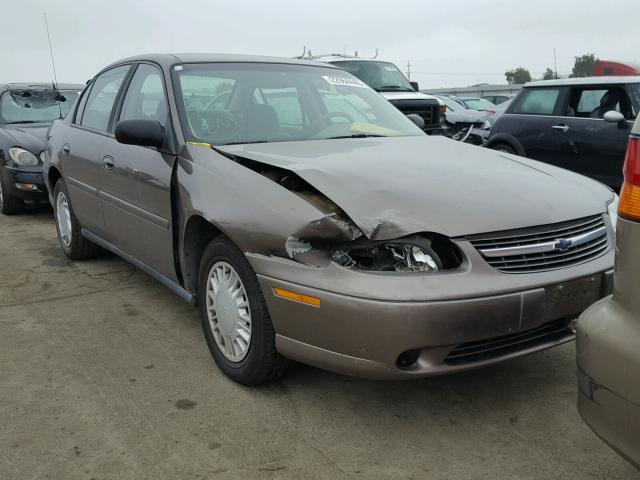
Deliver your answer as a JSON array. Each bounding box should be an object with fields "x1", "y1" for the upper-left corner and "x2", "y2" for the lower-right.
[{"x1": 43, "y1": 12, "x2": 63, "y2": 119}]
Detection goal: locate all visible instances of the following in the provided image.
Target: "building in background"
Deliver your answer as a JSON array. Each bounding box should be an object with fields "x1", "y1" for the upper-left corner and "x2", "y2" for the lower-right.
[
  {"x1": 593, "y1": 60, "x2": 640, "y2": 76},
  {"x1": 423, "y1": 84, "x2": 523, "y2": 98}
]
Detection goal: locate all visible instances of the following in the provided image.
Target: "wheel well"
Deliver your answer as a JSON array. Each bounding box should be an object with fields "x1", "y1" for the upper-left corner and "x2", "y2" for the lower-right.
[
  {"x1": 48, "y1": 166, "x2": 62, "y2": 190},
  {"x1": 182, "y1": 216, "x2": 223, "y2": 296}
]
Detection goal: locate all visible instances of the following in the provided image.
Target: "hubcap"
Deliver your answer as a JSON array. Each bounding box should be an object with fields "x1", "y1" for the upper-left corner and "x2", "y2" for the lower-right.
[
  {"x1": 56, "y1": 192, "x2": 72, "y2": 248},
  {"x1": 205, "y1": 261, "x2": 252, "y2": 362}
]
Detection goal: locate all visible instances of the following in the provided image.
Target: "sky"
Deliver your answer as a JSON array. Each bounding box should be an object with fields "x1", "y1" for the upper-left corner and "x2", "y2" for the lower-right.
[{"x1": 3, "y1": 0, "x2": 639, "y2": 89}]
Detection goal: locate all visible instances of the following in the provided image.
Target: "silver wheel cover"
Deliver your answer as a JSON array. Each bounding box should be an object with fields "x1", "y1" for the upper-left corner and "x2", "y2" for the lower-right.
[
  {"x1": 56, "y1": 191, "x2": 72, "y2": 248},
  {"x1": 0, "y1": 180, "x2": 4, "y2": 211},
  {"x1": 205, "y1": 261, "x2": 252, "y2": 362}
]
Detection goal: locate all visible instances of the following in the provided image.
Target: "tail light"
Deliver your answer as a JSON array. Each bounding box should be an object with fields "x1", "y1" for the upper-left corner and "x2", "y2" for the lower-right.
[{"x1": 619, "y1": 135, "x2": 640, "y2": 222}]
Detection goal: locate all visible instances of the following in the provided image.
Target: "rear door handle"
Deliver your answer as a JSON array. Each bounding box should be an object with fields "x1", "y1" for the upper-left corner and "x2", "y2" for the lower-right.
[
  {"x1": 102, "y1": 155, "x2": 115, "y2": 170},
  {"x1": 62, "y1": 143, "x2": 71, "y2": 154},
  {"x1": 552, "y1": 124, "x2": 570, "y2": 132}
]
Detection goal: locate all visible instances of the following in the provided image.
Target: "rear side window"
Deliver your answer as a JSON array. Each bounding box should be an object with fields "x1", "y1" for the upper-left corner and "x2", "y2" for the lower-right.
[
  {"x1": 513, "y1": 89, "x2": 560, "y2": 115},
  {"x1": 80, "y1": 65, "x2": 130, "y2": 132},
  {"x1": 119, "y1": 64, "x2": 168, "y2": 126}
]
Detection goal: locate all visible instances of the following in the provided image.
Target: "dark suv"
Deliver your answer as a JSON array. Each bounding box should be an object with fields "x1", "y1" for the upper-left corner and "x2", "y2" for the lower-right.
[{"x1": 487, "y1": 77, "x2": 640, "y2": 190}]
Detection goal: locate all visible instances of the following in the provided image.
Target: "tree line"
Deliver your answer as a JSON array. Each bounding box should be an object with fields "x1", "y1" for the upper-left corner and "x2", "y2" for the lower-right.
[{"x1": 505, "y1": 54, "x2": 598, "y2": 84}]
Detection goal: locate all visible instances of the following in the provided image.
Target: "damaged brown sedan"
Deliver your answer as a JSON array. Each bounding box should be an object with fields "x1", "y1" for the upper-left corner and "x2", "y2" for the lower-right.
[{"x1": 44, "y1": 54, "x2": 616, "y2": 385}]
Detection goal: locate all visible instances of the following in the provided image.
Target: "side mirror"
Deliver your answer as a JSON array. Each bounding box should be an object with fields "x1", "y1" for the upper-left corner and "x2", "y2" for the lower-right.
[
  {"x1": 603, "y1": 110, "x2": 625, "y2": 124},
  {"x1": 115, "y1": 119, "x2": 165, "y2": 148},
  {"x1": 406, "y1": 113, "x2": 425, "y2": 130},
  {"x1": 410, "y1": 81, "x2": 420, "y2": 92}
]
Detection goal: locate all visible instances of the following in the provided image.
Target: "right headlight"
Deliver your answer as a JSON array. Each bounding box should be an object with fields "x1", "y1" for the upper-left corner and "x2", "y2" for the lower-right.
[
  {"x1": 9, "y1": 147, "x2": 39, "y2": 167},
  {"x1": 331, "y1": 234, "x2": 463, "y2": 272}
]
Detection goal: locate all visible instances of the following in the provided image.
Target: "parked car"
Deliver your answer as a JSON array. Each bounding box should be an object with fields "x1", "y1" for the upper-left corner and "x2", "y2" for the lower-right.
[
  {"x1": 432, "y1": 94, "x2": 486, "y2": 132},
  {"x1": 45, "y1": 54, "x2": 616, "y2": 386},
  {"x1": 459, "y1": 97, "x2": 496, "y2": 111},
  {"x1": 309, "y1": 55, "x2": 444, "y2": 134},
  {"x1": 487, "y1": 76, "x2": 640, "y2": 191},
  {"x1": 475, "y1": 99, "x2": 514, "y2": 144},
  {"x1": 482, "y1": 94, "x2": 515, "y2": 105},
  {"x1": 0, "y1": 83, "x2": 82, "y2": 214},
  {"x1": 576, "y1": 116, "x2": 640, "y2": 469}
]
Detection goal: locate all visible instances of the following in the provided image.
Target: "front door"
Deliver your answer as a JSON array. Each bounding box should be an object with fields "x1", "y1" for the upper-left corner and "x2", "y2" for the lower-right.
[{"x1": 99, "y1": 63, "x2": 178, "y2": 281}]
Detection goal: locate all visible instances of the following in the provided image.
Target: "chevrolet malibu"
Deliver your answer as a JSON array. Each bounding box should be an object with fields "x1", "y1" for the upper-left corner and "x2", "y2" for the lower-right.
[{"x1": 44, "y1": 54, "x2": 616, "y2": 385}]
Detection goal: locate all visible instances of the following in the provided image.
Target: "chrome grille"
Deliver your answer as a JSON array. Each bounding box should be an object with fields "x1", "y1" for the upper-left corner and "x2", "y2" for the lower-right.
[{"x1": 469, "y1": 215, "x2": 609, "y2": 273}]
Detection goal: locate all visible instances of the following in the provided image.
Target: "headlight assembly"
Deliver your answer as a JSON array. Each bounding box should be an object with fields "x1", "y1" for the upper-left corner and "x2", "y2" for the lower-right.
[
  {"x1": 9, "y1": 147, "x2": 39, "y2": 167},
  {"x1": 607, "y1": 194, "x2": 619, "y2": 231},
  {"x1": 331, "y1": 234, "x2": 462, "y2": 272}
]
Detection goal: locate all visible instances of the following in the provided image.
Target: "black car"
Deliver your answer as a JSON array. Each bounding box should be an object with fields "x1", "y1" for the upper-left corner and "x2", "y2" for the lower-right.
[
  {"x1": 0, "y1": 83, "x2": 82, "y2": 214},
  {"x1": 487, "y1": 77, "x2": 640, "y2": 191}
]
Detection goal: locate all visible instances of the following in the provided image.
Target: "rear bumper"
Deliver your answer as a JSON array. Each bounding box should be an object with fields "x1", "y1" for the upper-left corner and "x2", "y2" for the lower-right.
[
  {"x1": 577, "y1": 297, "x2": 640, "y2": 469},
  {"x1": 1, "y1": 166, "x2": 48, "y2": 204},
  {"x1": 257, "y1": 264, "x2": 613, "y2": 380}
]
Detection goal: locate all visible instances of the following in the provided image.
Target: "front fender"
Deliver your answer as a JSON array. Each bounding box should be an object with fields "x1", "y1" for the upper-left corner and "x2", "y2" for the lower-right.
[{"x1": 487, "y1": 132, "x2": 526, "y2": 156}]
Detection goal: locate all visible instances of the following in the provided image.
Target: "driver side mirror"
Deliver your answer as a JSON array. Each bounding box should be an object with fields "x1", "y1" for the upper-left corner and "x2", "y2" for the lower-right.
[
  {"x1": 410, "y1": 81, "x2": 420, "y2": 92},
  {"x1": 115, "y1": 119, "x2": 165, "y2": 148},
  {"x1": 406, "y1": 113, "x2": 425, "y2": 130},
  {"x1": 603, "y1": 110, "x2": 626, "y2": 125}
]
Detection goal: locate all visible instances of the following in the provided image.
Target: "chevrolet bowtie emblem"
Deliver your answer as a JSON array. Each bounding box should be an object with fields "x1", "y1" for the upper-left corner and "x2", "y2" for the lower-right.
[{"x1": 553, "y1": 238, "x2": 573, "y2": 252}]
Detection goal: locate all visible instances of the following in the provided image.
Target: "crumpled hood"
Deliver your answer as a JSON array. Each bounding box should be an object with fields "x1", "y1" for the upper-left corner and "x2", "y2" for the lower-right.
[
  {"x1": 218, "y1": 136, "x2": 613, "y2": 239},
  {"x1": 0, "y1": 123, "x2": 49, "y2": 154}
]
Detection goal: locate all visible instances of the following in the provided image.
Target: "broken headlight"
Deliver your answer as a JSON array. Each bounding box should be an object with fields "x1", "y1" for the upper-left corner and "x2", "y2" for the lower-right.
[{"x1": 332, "y1": 235, "x2": 462, "y2": 272}]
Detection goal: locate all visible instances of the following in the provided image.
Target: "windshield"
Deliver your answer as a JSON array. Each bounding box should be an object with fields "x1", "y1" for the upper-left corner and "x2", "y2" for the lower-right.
[
  {"x1": 172, "y1": 63, "x2": 424, "y2": 146},
  {"x1": 0, "y1": 88, "x2": 81, "y2": 124},
  {"x1": 439, "y1": 96, "x2": 463, "y2": 111},
  {"x1": 462, "y1": 98, "x2": 495, "y2": 111},
  {"x1": 330, "y1": 61, "x2": 414, "y2": 92}
]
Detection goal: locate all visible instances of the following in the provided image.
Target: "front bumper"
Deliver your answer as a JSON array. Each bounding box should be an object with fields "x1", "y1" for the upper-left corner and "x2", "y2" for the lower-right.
[
  {"x1": 1, "y1": 166, "x2": 48, "y2": 204},
  {"x1": 250, "y1": 253, "x2": 613, "y2": 380},
  {"x1": 577, "y1": 297, "x2": 640, "y2": 469}
]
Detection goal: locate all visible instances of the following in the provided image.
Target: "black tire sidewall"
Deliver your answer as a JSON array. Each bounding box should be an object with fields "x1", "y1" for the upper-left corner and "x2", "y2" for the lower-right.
[{"x1": 198, "y1": 237, "x2": 277, "y2": 384}]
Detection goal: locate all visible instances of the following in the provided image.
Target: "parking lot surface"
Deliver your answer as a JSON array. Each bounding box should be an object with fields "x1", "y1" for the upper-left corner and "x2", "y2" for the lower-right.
[{"x1": 0, "y1": 210, "x2": 637, "y2": 480}]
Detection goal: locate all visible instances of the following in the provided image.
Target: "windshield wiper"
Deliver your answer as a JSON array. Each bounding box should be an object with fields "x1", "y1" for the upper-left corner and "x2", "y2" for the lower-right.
[
  {"x1": 376, "y1": 86, "x2": 414, "y2": 92},
  {"x1": 324, "y1": 134, "x2": 385, "y2": 140},
  {"x1": 222, "y1": 140, "x2": 270, "y2": 146},
  {"x1": 4, "y1": 120, "x2": 39, "y2": 125}
]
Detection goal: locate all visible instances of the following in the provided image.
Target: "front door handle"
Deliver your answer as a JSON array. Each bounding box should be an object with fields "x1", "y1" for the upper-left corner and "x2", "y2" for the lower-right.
[
  {"x1": 62, "y1": 143, "x2": 71, "y2": 154},
  {"x1": 552, "y1": 124, "x2": 570, "y2": 132},
  {"x1": 102, "y1": 155, "x2": 115, "y2": 170}
]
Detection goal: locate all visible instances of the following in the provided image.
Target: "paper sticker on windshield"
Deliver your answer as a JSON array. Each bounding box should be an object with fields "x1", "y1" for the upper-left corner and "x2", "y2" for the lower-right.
[
  {"x1": 322, "y1": 75, "x2": 368, "y2": 89},
  {"x1": 384, "y1": 66, "x2": 396, "y2": 71}
]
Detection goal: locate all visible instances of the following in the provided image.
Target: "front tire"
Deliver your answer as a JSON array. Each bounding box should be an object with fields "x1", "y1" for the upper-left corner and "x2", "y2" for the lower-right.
[
  {"x1": 198, "y1": 236, "x2": 286, "y2": 385},
  {"x1": 0, "y1": 172, "x2": 25, "y2": 215},
  {"x1": 491, "y1": 143, "x2": 517, "y2": 155},
  {"x1": 53, "y1": 179, "x2": 101, "y2": 260}
]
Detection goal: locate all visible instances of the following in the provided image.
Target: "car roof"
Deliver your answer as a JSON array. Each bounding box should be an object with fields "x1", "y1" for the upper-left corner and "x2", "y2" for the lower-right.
[
  {"x1": 0, "y1": 82, "x2": 84, "y2": 92},
  {"x1": 103, "y1": 53, "x2": 340, "y2": 71},
  {"x1": 312, "y1": 56, "x2": 390, "y2": 63},
  {"x1": 525, "y1": 76, "x2": 640, "y2": 88}
]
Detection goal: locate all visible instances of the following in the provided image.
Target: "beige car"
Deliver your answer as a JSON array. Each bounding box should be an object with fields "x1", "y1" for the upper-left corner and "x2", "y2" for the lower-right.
[{"x1": 577, "y1": 116, "x2": 640, "y2": 469}]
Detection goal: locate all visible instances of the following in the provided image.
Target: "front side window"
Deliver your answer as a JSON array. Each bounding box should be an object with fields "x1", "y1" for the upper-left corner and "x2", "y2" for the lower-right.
[
  {"x1": 564, "y1": 86, "x2": 633, "y2": 119},
  {"x1": 172, "y1": 63, "x2": 424, "y2": 146},
  {"x1": 80, "y1": 65, "x2": 130, "y2": 132},
  {"x1": 0, "y1": 88, "x2": 80, "y2": 124},
  {"x1": 120, "y1": 64, "x2": 168, "y2": 125},
  {"x1": 512, "y1": 89, "x2": 560, "y2": 115}
]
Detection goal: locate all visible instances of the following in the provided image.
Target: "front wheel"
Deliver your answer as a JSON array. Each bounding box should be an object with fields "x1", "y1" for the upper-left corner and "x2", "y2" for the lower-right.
[
  {"x1": 53, "y1": 179, "x2": 101, "y2": 260},
  {"x1": 491, "y1": 143, "x2": 517, "y2": 155},
  {"x1": 198, "y1": 237, "x2": 286, "y2": 385}
]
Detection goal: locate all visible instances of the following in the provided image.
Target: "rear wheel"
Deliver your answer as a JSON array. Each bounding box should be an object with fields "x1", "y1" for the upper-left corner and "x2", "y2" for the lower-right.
[
  {"x1": 0, "y1": 173, "x2": 25, "y2": 215},
  {"x1": 198, "y1": 236, "x2": 286, "y2": 385},
  {"x1": 53, "y1": 179, "x2": 101, "y2": 260},
  {"x1": 491, "y1": 143, "x2": 517, "y2": 155}
]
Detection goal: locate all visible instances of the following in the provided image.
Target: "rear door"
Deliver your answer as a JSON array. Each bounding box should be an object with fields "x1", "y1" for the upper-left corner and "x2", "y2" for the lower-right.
[
  {"x1": 99, "y1": 63, "x2": 178, "y2": 281},
  {"x1": 555, "y1": 85, "x2": 634, "y2": 190},
  {"x1": 61, "y1": 65, "x2": 131, "y2": 236},
  {"x1": 501, "y1": 87, "x2": 567, "y2": 164}
]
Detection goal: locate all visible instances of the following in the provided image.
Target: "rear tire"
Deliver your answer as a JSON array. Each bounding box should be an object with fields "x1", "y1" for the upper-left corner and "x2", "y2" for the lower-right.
[
  {"x1": 491, "y1": 143, "x2": 517, "y2": 155},
  {"x1": 198, "y1": 236, "x2": 286, "y2": 385},
  {"x1": 53, "y1": 179, "x2": 101, "y2": 260},
  {"x1": 0, "y1": 173, "x2": 25, "y2": 215}
]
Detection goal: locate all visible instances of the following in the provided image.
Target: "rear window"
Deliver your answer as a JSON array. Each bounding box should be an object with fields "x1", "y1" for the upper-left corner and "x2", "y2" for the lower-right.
[{"x1": 513, "y1": 89, "x2": 560, "y2": 115}]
